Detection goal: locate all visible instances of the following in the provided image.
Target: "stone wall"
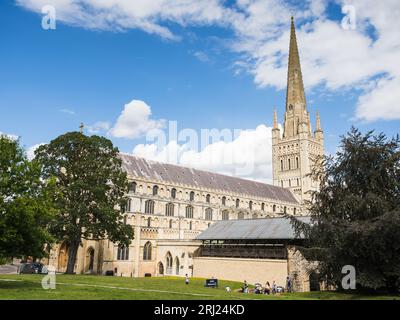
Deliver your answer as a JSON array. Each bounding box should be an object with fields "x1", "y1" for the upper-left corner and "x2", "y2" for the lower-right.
[{"x1": 193, "y1": 256, "x2": 288, "y2": 287}]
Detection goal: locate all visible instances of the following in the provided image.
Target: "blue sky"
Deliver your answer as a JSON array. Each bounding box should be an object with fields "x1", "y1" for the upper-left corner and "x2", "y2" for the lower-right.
[{"x1": 1, "y1": 0, "x2": 399, "y2": 182}]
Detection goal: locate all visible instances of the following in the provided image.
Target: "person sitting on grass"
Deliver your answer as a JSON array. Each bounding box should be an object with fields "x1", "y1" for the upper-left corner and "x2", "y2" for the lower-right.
[{"x1": 254, "y1": 283, "x2": 263, "y2": 294}]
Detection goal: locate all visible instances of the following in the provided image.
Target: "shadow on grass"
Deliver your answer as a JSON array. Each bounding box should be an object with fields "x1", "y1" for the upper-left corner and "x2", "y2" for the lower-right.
[{"x1": 0, "y1": 280, "x2": 39, "y2": 290}]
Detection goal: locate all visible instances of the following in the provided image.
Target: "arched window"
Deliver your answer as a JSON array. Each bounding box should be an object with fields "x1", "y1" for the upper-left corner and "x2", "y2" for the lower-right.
[
  {"x1": 293, "y1": 208, "x2": 297, "y2": 215},
  {"x1": 206, "y1": 194, "x2": 211, "y2": 203},
  {"x1": 145, "y1": 200, "x2": 154, "y2": 214},
  {"x1": 189, "y1": 221, "x2": 193, "y2": 230},
  {"x1": 147, "y1": 217, "x2": 151, "y2": 227},
  {"x1": 288, "y1": 158, "x2": 291, "y2": 170},
  {"x1": 129, "y1": 182, "x2": 136, "y2": 193},
  {"x1": 273, "y1": 205, "x2": 276, "y2": 212},
  {"x1": 189, "y1": 191, "x2": 195, "y2": 201},
  {"x1": 169, "y1": 219, "x2": 173, "y2": 229},
  {"x1": 143, "y1": 241, "x2": 152, "y2": 261},
  {"x1": 222, "y1": 196, "x2": 226, "y2": 206},
  {"x1": 205, "y1": 207, "x2": 213, "y2": 220},
  {"x1": 249, "y1": 201, "x2": 253, "y2": 210},
  {"x1": 238, "y1": 212, "x2": 244, "y2": 220},
  {"x1": 297, "y1": 178, "x2": 300, "y2": 186},
  {"x1": 171, "y1": 188, "x2": 177, "y2": 199},
  {"x1": 289, "y1": 179, "x2": 292, "y2": 187},
  {"x1": 117, "y1": 246, "x2": 129, "y2": 261},
  {"x1": 222, "y1": 210, "x2": 229, "y2": 220},
  {"x1": 185, "y1": 205, "x2": 194, "y2": 219},
  {"x1": 126, "y1": 199, "x2": 132, "y2": 212},
  {"x1": 296, "y1": 157, "x2": 299, "y2": 168},
  {"x1": 261, "y1": 203, "x2": 265, "y2": 211},
  {"x1": 281, "y1": 159, "x2": 284, "y2": 171},
  {"x1": 252, "y1": 213, "x2": 257, "y2": 219},
  {"x1": 165, "y1": 203, "x2": 174, "y2": 216},
  {"x1": 236, "y1": 198, "x2": 240, "y2": 208},
  {"x1": 153, "y1": 185, "x2": 159, "y2": 196},
  {"x1": 166, "y1": 252, "x2": 173, "y2": 274},
  {"x1": 284, "y1": 206, "x2": 287, "y2": 214},
  {"x1": 281, "y1": 180, "x2": 284, "y2": 187}
]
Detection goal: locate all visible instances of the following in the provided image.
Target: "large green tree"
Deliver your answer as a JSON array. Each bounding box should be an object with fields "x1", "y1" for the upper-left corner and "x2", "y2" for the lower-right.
[
  {"x1": 35, "y1": 132, "x2": 134, "y2": 274},
  {"x1": 0, "y1": 135, "x2": 55, "y2": 260},
  {"x1": 289, "y1": 127, "x2": 400, "y2": 293}
]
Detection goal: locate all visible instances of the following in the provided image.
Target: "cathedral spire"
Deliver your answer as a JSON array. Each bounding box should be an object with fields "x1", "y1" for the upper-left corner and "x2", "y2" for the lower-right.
[
  {"x1": 285, "y1": 16, "x2": 306, "y2": 111},
  {"x1": 272, "y1": 18, "x2": 324, "y2": 203}
]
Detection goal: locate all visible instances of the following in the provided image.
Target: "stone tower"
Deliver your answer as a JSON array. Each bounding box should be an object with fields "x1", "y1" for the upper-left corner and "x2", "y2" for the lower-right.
[{"x1": 272, "y1": 17, "x2": 324, "y2": 203}]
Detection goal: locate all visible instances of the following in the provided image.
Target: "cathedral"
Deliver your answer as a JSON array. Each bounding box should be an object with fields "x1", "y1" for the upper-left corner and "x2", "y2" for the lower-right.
[{"x1": 47, "y1": 18, "x2": 324, "y2": 291}]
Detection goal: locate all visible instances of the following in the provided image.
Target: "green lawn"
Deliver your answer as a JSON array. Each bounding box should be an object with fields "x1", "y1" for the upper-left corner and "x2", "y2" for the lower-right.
[{"x1": 0, "y1": 274, "x2": 398, "y2": 300}]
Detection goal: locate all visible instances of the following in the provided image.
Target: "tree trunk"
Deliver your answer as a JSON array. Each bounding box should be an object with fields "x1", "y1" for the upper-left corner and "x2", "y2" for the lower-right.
[{"x1": 65, "y1": 240, "x2": 80, "y2": 274}]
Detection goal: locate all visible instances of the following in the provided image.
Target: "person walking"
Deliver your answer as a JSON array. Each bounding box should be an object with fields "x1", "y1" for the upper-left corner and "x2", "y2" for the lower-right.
[
  {"x1": 286, "y1": 276, "x2": 292, "y2": 293},
  {"x1": 272, "y1": 281, "x2": 277, "y2": 295},
  {"x1": 264, "y1": 281, "x2": 271, "y2": 295},
  {"x1": 185, "y1": 274, "x2": 190, "y2": 285},
  {"x1": 242, "y1": 280, "x2": 249, "y2": 293}
]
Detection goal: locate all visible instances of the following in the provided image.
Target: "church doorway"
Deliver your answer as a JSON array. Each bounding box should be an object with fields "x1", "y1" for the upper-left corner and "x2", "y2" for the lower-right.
[
  {"x1": 158, "y1": 262, "x2": 164, "y2": 276},
  {"x1": 58, "y1": 242, "x2": 69, "y2": 273},
  {"x1": 309, "y1": 272, "x2": 320, "y2": 291},
  {"x1": 85, "y1": 247, "x2": 95, "y2": 273}
]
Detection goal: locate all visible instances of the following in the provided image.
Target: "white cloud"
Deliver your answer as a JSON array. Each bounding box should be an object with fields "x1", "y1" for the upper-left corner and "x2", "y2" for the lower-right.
[
  {"x1": 16, "y1": 0, "x2": 400, "y2": 122},
  {"x1": 87, "y1": 121, "x2": 111, "y2": 134},
  {"x1": 133, "y1": 124, "x2": 275, "y2": 183},
  {"x1": 355, "y1": 77, "x2": 400, "y2": 122},
  {"x1": 193, "y1": 51, "x2": 210, "y2": 63},
  {"x1": 0, "y1": 131, "x2": 19, "y2": 140},
  {"x1": 109, "y1": 100, "x2": 166, "y2": 139},
  {"x1": 26, "y1": 143, "x2": 45, "y2": 160},
  {"x1": 16, "y1": 0, "x2": 226, "y2": 40},
  {"x1": 59, "y1": 108, "x2": 75, "y2": 115}
]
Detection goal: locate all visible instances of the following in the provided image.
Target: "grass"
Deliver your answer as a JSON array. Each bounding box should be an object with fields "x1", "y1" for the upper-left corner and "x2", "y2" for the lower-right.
[{"x1": 0, "y1": 274, "x2": 399, "y2": 300}]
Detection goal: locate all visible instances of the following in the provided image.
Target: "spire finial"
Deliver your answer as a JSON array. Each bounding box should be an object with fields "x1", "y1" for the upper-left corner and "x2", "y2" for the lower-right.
[
  {"x1": 273, "y1": 108, "x2": 278, "y2": 129},
  {"x1": 316, "y1": 111, "x2": 322, "y2": 131},
  {"x1": 79, "y1": 122, "x2": 84, "y2": 134}
]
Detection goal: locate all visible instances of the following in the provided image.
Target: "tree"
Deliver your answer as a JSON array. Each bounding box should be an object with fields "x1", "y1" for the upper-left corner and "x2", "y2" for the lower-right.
[
  {"x1": 289, "y1": 127, "x2": 400, "y2": 293},
  {"x1": 35, "y1": 132, "x2": 134, "y2": 274},
  {"x1": 0, "y1": 135, "x2": 55, "y2": 260}
]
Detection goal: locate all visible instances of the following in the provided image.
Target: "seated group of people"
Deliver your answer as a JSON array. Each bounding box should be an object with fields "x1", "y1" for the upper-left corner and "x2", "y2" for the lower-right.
[{"x1": 239, "y1": 277, "x2": 292, "y2": 295}]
